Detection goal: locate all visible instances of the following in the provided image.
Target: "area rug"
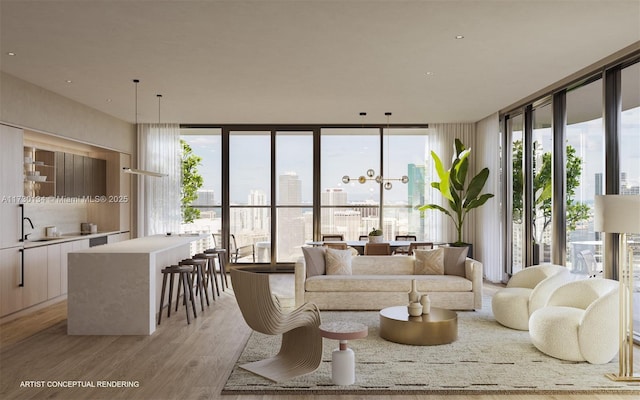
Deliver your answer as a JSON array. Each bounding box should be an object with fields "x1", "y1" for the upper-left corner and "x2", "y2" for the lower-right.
[{"x1": 223, "y1": 304, "x2": 640, "y2": 395}]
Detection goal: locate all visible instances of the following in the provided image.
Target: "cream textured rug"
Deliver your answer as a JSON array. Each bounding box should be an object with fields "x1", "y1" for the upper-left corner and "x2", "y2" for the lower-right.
[{"x1": 223, "y1": 303, "x2": 640, "y2": 395}]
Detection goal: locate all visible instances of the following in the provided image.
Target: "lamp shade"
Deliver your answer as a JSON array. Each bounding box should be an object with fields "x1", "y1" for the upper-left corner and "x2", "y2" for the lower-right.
[{"x1": 593, "y1": 195, "x2": 640, "y2": 234}]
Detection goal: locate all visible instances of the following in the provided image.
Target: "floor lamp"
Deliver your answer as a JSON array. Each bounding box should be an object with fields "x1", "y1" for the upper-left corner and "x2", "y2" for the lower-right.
[{"x1": 594, "y1": 195, "x2": 640, "y2": 381}]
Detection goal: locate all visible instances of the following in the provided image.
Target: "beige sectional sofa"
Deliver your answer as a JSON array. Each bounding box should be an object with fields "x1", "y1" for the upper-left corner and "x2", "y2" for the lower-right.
[{"x1": 294, "y1": 250, "x2": 483, "y2": 311}]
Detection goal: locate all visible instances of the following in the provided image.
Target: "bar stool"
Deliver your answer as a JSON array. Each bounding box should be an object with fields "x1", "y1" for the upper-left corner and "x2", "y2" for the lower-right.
[
  {"x1": 158, "y1": 265, "x2": 197, "y2": 325},
  {"x1": 178, "y1": 258, "x2": 209, "y2": 311},
  {"x1": 204, "y1": 248, "x2": 229, "y2": 291},
  {"x1": 193, "y1": 252, "x2": 220, "y2": 299}
]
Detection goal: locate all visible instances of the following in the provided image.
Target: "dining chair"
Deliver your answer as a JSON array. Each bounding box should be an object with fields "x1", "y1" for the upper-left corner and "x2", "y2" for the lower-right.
[
  {"x1": 323, "y1": 242, "x2": 348, "y2": 250},
  {"x1": 322, "y1": 234, "x2": 344, "y2": 241},
  {"x1": 393, "y1": 235, "x2": 417, "y2": 254},
  {"x1": 407, "y1": 242, "x2": 434, "y2": 255},
  {"x1": 364, "y1": 242, "x2": 391, "y2": 255}
]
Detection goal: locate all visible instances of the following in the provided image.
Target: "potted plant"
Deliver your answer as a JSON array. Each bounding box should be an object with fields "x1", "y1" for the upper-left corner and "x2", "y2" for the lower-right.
[
  {"x1": 418, "y1": 139, "x2": 494, "y2": 254},
  {"x1": 368, "y1": 227, "x2": 384, "y2": 243}
]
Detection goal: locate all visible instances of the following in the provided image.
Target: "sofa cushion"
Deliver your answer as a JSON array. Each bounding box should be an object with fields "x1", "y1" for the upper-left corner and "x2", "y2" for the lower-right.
[
  {"x1": 325, "y1": 248, "x2": 352, "y2": 275},
  {"x1": 444, "y1": 246, "x2": 468, "y2": 277},
  {"x1": 302, "y1": 246, "x2": 326, "y2": 278},
  {"x1": 414, "y1": 248, "x2": 444, "y2": 275},
  {"x1": 305, "y1": 274, "x2": 472, "y2": 293},
  {"x1": 350, "y1": 255, "x2": 415, "y2": 275}
]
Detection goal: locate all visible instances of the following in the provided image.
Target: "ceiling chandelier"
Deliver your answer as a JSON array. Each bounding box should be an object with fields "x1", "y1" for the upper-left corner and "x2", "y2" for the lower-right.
[{"x1": 342, "y1": 112, "x2": 409, "y2": 190}]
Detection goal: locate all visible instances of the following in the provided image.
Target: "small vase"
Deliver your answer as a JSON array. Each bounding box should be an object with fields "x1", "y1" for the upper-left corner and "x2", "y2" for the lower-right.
[
  {"x1": 420, "y1": 294, "x2": 431, "y2": 314},
  {"x1": 408, "y1": 302, "x2": 423, "y2": 316},
  {"x1": 408, "y1": 279, "x2": 420, "y2": 303}
]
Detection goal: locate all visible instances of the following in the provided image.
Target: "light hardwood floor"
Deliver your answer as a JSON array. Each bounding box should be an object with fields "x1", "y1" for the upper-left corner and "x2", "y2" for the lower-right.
[{"x1": 0, "y1": 273, "x2": 636, "y2": 400}]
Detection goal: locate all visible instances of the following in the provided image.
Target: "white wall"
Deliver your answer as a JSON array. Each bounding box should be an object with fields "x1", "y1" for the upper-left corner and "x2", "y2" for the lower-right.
[{"x1": 0, "y1": 72, "x2": 135, "y2": 154}]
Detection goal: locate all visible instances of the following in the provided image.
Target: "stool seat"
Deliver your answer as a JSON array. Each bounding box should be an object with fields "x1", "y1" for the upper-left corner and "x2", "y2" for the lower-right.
[{"x1": 179, "y1": 259, "x2": 210, "y2": 310}]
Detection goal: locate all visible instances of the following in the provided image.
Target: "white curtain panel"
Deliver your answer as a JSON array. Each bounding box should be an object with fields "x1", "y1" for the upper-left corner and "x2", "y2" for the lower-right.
[
  {"x1": 475, "y1": 114, "x2": 503, "y2": 282},
  {"x1": 137, "y1": 123, "x2": 181, "y2": 236},
  {"x1": 427, "y1": 123, "x2": 476, "y2": 246}
]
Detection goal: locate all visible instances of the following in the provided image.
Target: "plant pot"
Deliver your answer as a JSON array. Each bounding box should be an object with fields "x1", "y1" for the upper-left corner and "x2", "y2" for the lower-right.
[
  {"x1": 449, "y1": 242, "x2": 473, "y2": 259},
  {"x1": 368, "y1": 235, "x2": 384, "y2": 243}
]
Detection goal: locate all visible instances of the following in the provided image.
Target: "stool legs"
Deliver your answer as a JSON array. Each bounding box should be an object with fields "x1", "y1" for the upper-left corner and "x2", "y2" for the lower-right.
[{"x1": 158, "y1": 266, "x2": 196, "y2": 325}]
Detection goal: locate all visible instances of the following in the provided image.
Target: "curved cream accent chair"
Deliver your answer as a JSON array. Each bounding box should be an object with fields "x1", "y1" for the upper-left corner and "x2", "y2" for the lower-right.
[
  {"x1": 529, "y1": 278, "x2": 619, "y2": 364},
  {"x1": 492, "y1": 264, "x2": 570, "y2": 330},
  {"x1": 230, "y1": 268, "x2": 323, "y2": 382}
]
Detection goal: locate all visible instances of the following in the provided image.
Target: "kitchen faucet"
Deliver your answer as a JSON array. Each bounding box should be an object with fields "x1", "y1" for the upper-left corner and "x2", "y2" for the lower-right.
[{"x1": 23, "y1": 217, "x2": 34, "y2": 240}]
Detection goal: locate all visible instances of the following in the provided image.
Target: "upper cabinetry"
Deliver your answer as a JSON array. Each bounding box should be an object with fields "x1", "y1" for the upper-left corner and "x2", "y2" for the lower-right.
[
  {"x1": 55, "y1": 152, "x2": 106, "y2": 198},
  {"x1": 23, "y1": 147, "x2": 106, "y2": 198},
  {"x1": 24, "y1": 148, "x2": 56, "y2": 197}
]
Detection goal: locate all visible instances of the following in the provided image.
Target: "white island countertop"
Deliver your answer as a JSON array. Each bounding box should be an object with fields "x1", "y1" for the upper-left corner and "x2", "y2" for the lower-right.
[
  {"x1": 71, "y1": 233, "x2": 206, "y2": 254},
  {"x1": 67, "y1": 233, "x2": 208, "y2": 335}
]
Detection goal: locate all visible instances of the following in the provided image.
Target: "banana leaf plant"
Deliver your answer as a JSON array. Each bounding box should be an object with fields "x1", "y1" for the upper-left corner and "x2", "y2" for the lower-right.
[{"x1": 418, "y1": 138, "x2": 494, "y2": 245}]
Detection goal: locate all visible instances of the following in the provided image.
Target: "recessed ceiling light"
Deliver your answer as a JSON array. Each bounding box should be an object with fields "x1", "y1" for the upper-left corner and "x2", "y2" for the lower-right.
[
  {"x1": 425, "y1": 72, "x2": 434, "y2": 76},
  {"x1": 455, "y1": 35, "x2": 464, "y2": 39},
  {"x1": 106, "y1": 98, "x2": 112, "y2": 102},
  {"x1": 7, "y1": 52, "x2": 16, "y2": 56},
  {"x1": 65, "y1": 80, "x2": 73, "y2": 83}
]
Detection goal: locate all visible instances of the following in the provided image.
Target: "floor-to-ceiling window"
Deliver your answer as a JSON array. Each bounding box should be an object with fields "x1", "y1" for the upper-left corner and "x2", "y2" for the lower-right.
[
  {"x1": 180, "y1": 128, "x2": 222, "y2": 251},
  {"x1": 621, "y1": 62, "x2": 640, "y2": 338},
  {"x1": 509, "y1": 114, "x2": 524, "y2": 275},
  {"x1": 275, "y1": 131, "x2": 313, "y2": 263},
  {"x1": 320, "y1": 128, "x2": 381, "y2": 240},
  {"x1": 229, "y1": 131, "x2": 271, "y2": 263},
  {"x1": 565, "y1": 79, "x2": 604, "y2": 273},
  {"x1": 382, "y1": 128, "x2": 431, "y2": 240},
  {"x1": 532, "y1": 103, "x2": 553, "y2": 265}
]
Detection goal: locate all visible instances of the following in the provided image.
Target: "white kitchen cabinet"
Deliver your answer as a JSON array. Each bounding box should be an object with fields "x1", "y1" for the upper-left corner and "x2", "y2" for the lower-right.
[
  {"x1": 0, "y1": 125, "x2": 24, "y2": 249},
  {"x1": 0, "y1": 246, "x2": 48, "y2": 317},
  {"x1": 22, "y1": 246, "x2": 48, "y2": 308},
  {"x1": 47, "y1": 244, "x2": 62, "y2": 299},
  {"x1": 0, "y1": 247, "x2": 23, "y2": 316}
]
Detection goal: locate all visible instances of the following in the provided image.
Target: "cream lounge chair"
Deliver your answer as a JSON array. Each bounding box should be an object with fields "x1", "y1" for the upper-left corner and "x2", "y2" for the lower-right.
[{"x1": 230, "y1": 268, "x2": 323, "y2": 382}]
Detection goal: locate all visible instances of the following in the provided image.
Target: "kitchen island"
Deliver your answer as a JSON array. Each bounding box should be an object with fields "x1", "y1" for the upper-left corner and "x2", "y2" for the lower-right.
[{"x1": 67, "y1": 234, "x2": 207, "y2": 335}]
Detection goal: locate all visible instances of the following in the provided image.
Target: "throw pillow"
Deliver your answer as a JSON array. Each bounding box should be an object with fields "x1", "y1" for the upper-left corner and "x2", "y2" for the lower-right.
[
  {"x1": 413, "y1": 248, "x2": 444, "y2": 275},
  {"x1": 443, "y1": 246, "x2": 469, "y2": 277},
  {"x1": 302, "y1": 246, "x2": 326, "y2": 278},
  {"x1": 325, "y1": 247, "x2": 352, "y2": 275}
]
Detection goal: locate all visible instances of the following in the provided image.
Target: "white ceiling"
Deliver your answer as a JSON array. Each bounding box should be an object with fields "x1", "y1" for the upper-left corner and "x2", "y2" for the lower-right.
[{"x1": 1, "y1": 0, "x2": 639, "y2": 125}]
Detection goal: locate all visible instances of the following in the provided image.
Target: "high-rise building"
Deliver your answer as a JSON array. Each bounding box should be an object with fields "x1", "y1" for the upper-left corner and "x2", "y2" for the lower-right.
[
  {"x1": 407, "y1": 163, "x2": 426, "y2": 237},
  {"x1": 278, "y1": 173, "x2": 304, "y2": 261},
  {"x1": 321, "y1": 188, "x2": 348, "y2": 236},
  {"x1": 192, "y1": 189, "x2": 215, "y2": 206}
]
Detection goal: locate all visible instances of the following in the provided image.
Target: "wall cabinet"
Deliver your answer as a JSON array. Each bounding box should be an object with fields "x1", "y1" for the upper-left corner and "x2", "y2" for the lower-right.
[{"x1": 59, "y1": 152, "x2": 106, "y2": 198}]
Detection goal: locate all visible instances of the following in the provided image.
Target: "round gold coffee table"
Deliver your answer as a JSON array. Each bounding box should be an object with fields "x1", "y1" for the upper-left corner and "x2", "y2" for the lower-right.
[{"x1": 379, "y1": 306, "x2": 457, "y2": 345}]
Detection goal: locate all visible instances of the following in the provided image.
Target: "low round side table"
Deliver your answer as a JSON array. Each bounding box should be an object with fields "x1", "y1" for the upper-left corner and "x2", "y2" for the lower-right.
[{"x1": 319, "y1": 321, "x2": 368, "y2": 386}]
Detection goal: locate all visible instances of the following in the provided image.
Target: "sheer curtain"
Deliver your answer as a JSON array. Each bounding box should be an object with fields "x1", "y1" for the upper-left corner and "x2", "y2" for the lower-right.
[
  {"x1": 137, "y1": 123, "x2": 181, "y2": 236},
  {"x1": 475, "y1": 114, "x2": 503, "y2": 282}
]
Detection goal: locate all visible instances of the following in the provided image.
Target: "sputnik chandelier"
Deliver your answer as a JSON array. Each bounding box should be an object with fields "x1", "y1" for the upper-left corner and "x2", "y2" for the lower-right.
[{"x1": 341, "y1": 112, "x2": 409, "y2": 190}]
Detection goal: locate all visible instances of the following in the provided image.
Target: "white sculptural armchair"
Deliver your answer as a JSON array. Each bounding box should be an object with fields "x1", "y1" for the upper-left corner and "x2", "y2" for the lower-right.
[
  {"x1": 491, "y1": 264, "x2": 570, "y2": 330},
  {"x1": 529, "y1": 278, "x2": 619, "y2": 364},
  {"x1": 230, "y1": 268, "x2": 323, "y2": 382}
]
